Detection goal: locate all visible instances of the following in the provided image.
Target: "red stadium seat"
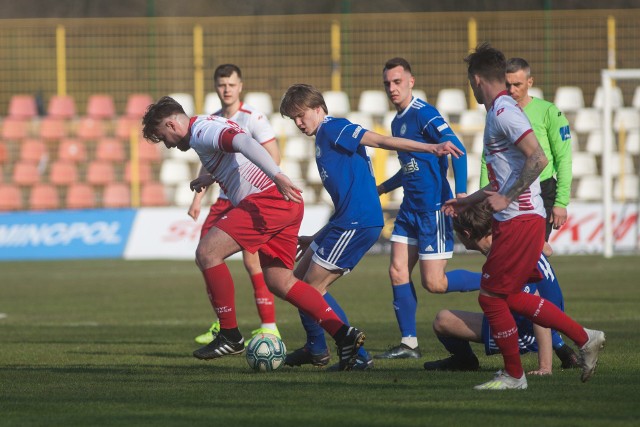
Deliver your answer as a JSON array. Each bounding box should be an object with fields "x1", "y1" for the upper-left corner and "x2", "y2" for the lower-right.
[
  {"x1": 125, "y1": 93, "x2": 153, "y2": 119},
  {"x1": 47, "y1": 95, "x2": 77, "y2": 119},
  {"x1": 19, "y1": 139, "x2": 48, "y2": 163},
  {"x1": 38, "y1": 117, "x2": 67, "y2": 141},
  {"x1": 57, "y1": 138, "x2": 88, "y2": 163},
  {"x1": 29, "y1": 183, "x2": 60, "y2": 210},
  {"x1": 85, "y1": 160, "x2": 116, "y2": 186},
  {"x1": 0, "y1": 184, "x2": 23, "y2": 210},
  {"x1": 102, "y1": 182, "x2": 130, "y2": 208},
  {"x1": 115, "y1": 116, "x2": 140, "y2": 141},
  {"x1": 95, "y1": 137, "x2": 126, "y2": 162},
  {"x1": 138, "y1": 140, "x2": 162, "y2": 162},
  {"x1": 125, "y1": 161, "x2": 153, "y2": 184},
  {"x1": 65, "y1": 183, "x2": 96, "y2": 209},
  {"x1": 49, "y1": 160, "x2": 79, "y2": 187},
  {"x1": 140, "y1": 182, "x2": 168, "y2": 206},
  {"x1": 8, "y1": 95, "x2": 38, "y2": 119},
  {"x1": 76, "y1": 117, "x2": 106, "y2": 141},
  {"x1": 0, "y1": 142, "x2": 9, "y2": 164},
  {"x1": 12, "y1": 161, "x2": 41, "y2": 187},
  {"x1": 86, "y1": 94, "x2": 116, "y2": 119},
  {"x1": 1, "y1": 117, "x2": 29, "y2": 140}
]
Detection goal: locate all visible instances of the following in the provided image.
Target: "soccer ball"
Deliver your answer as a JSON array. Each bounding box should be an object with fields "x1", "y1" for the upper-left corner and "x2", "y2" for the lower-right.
[{"x1": 245, "y1": 333, "x2": 286, "y2": 372}]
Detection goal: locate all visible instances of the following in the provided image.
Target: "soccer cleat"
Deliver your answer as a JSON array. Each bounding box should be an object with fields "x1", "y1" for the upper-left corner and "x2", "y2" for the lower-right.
[
  {"x1": 474, "y1": 370, "x2": 528, "y2": 390},
  {"x1": 246, "y1": 326, "x2": 281, "y2": 347},
  {"x1": 374, "y1": 343, "x2": 422, "y2": 360},
  {"x1": 193, "y1": 333, "x2": 245, "y2": 360},
  {"x1": 194, "y1": 320, "x2": 220, "y2": 345},
  {"x1": 328, "y1": 351, "x2": 373, "y2": 371},
  {"x1": 336, "y1": 327, "x2": 366, "y2": 371},
  {"x1": 423, "y1": 354, "x2": 480, "y2": 371},
  {"x1": 555, "y1": 344, "x2": 580, "y2": 369},
  {"x1": 579, "y1": 328, "x2": 606, "y2": 383},
  {"x1": 284, "y1": 346, "x2": 331, "y2": 367}
]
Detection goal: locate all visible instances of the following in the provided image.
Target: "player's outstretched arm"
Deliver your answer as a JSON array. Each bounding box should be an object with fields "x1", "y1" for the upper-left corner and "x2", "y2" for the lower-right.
[{"x1": 359, "y1": 131, "x2": 464, "y2": 158}]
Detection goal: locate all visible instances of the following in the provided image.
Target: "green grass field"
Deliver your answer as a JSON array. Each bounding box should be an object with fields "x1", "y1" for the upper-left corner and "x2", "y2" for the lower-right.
[{"x1": 1, "y1": 254, "x2": 639, "y2": 426}]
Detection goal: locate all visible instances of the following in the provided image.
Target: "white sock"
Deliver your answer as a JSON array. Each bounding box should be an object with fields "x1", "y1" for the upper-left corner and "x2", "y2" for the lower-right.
[
  {"x1": 401, "y1": 337, "x2": 418, "y2": 349},
  {"x1": 261, "y1": 323, "x2": 277, "y2": 331}
]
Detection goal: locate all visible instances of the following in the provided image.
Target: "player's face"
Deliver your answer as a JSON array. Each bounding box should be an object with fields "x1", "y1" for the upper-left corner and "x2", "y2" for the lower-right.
[
  {"x1": 292, "y1": 106, "x2": 323, "y2": 136},
  {"x1": 154, "y1": 116, "x2": 190, "y2": 151},
  {"x1": 468, "y1": 74, "x2": 484, "y2": 106},
  {"x1": 215, "y1": 72, "x2": 243, "y2": 108},
  {"x1": 506, "y1": 70, "x2": 532, "y2": 105},
  {"x1": 383, "y1": 66, "x2": 414, "y2": 111}
]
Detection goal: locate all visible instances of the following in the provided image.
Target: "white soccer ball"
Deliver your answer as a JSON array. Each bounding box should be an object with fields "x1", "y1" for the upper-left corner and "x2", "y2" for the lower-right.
[{"x1": 245, "y1": 333, "x2": 287, "y2": 372}]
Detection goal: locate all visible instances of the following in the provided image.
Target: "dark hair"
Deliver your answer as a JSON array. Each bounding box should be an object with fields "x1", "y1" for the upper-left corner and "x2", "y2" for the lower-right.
[
  {"x1": 214, "y1": 64, "x2": 242, "y2": 81},
  {"x1": 141, "y1": 96, "x2": 185, "y2": 143},
  {"x1": 383, "y1": 57, "x2": 412, "y2": 74},
  {"x1": 464, "y1": 42, "x2": 506, "y2": 83},
  {"x1": 506, "y1": 57, "x2": 531, "y2": 76},
  {"x1": 279, "y1": 83, "x2": 328, "y2": 118},
  {"x1": 452, "y1": 201, "x2": 494, "y2": 242}
]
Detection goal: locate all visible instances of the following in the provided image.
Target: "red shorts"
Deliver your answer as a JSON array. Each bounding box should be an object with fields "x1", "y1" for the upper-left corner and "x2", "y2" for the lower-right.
[
  {"x1": 212, "y1": 186, "x2": 304, "y2": 269},
  {"x1": 201, "y1": 198, "x2": 234, "y2": 239},
  {"x1": 481, "y1": 214, "x2": 545, "y2": 295}
]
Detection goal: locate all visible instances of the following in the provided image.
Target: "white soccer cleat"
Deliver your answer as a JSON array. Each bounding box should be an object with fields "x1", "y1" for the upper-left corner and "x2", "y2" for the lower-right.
[
  {"x1": 474, "y1": 370, "x2": 528, "y2": 390},
  {"x1": 579, "y1": 328, "x2": 606, "y2": 383}
]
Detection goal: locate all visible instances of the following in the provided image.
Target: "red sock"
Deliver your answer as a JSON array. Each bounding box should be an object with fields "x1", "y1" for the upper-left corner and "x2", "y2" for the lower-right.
[
  {"x1": 478, "y1": 294, "x2": 523, "y2": 379},
  {"x1": 251, "y1": 272, "x2": 276, "y2": 324},
  {"x1": 285, "y1": 281, "x2": 344, "y2": 336},
  {"x1": 506, "y1": 292, "x2": 588, "y2": 347},
  {"x1": 202, "y1": 264, "x2": 237, "y2": 329}
]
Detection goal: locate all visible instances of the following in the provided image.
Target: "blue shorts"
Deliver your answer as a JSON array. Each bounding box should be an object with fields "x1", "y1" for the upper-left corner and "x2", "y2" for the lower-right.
[
  {"x1": 310, "y1": 225, "x2": 382, "y2": 274},
  {"x1": 482, "y1": 283, "x2": 539, "y2": 356},
  {"x1": 390, "y1": 209, "x2": 453, "y2": 260}
]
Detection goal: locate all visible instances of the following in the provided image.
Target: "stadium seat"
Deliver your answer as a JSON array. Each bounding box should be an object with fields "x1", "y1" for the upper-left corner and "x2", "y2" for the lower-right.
[
  {"x1": 49, "y1": 160, "x2": 79, "y2": 186},
  {"x1": 571, "y1": 152, "x2": 598, "y2": 178},
  {"x1": 115, "y1": 116, "x2": 140, "y2": 141},
  {"x1": 29, "y1": 183, "x2": 60, "y2": 210},
  {"x1": 623, "y1": 129, "x2": 640, "y2": 155},
  {"x1": 614, "y1": 175, "x2": 639, "y2": 201},
  {"x1": 12, "y1": 161, "x2": 41, "y2": 187},
  {"x1": 47, "y1": 95, "x2": 77, "y2": 119},
  {"x1": 573, "y1": 108, "x2": 602, "y2": 134},
  {"x1": 8, "y1": 95, "x2": 38, "y2": 119},
  {"x1": 159, "y1": 158, "x2": 193, "y2": 185},
  {"x1": 0, "y1": 184, "x2": 23, "y2": 210},
  {"x1": 243, "y1": 92, "x2": 274, "y2": 115},
  {"x1": 412, "y1": 89, "x2": 428, "y2": 102},
  {"x1": 357, "y1": 90, "x2": 390, "y2": 116},
  {"x1": 124, "y1": 161, "x2": 153, "y2": 184},
  {"x1": 65, "y1": 183, "x2": 96, "y2": 209},
  {"x1": 167, "y1": 144, "x2": 200, "y2": 163},
  {"x1": 204, "y1": 92, "x2": 222, "y2": 114},
  {"x1": 436, "y1": 88, "x2": 467, "y2": 117},
  {"x1": 38, "y1": 117, "x2": 67, "y2": 141},
  {"x1": 382, "y1": 111, "x2": 396, "y2": 132},
  {"x1": 85, "y1": 160, "x2": 116, "y2": 187},
  {"x1": 574, "y1": 175, "x2": 602, "y2": 201},
  {"x1": 1, "y1": 117, "x2": 29, "y2": 140},
  {"x1": 283, "y1": 136, "x2": 313, "y2": 161},
  {"x1": 346, "y1": 112, "x2": 374, "y2": 131},
  {"x1": 322, "y1": 91, "x2": 350, "y2": 116},
  {"x1": 632, "y1": 86, "x2": 640, "y2": 109},
  {"x1": 613, "y1": 108, "x2": 640, "y2": 132},
  {"x1": 280, "y1": 158, "x2": 304, "y2": 181},
  {"x1": 270, "y1": 113, "x2": 299, "y2": 139},
  {"x1": 86, "y1": 94, "x2": 116, "y2": 119},
  {"x1": 592, "y1": 85, "x2": 624, "y2": 110},
  {"x1": 19, "y1": 139, "x2": 47, "y2": 163},
  {"x1": 608, "y1": 152, "x2": 635, "y2": 176},
  {"x1": 528, "y1": 87, "x2": 544, "y2": 100},
  {"x1": 465, "y1": 153, "x2": 482, "y2": 182},
  {"x1": 584, "y1": 130, "x2": 608, "y2": 154},
  {"x1": 470, "y1": 131, "x2": 485, "y2": 154},
  {"x1": 458, "y1": 109, "x2": 485, "y2": 134},
  {"x1": 138, "y1": 140, "x2": 162, "y2": 163},
  {"x1": 102, "y1": 183, "x2": 130, "y2": 208},
  {"x1": 553, "y1": 86, "x2": 585, "y2": 113},
  {"x1": 0, "y1": 142, "x2": 8, "y2": 165},
  {"x1": 95, "y1": 137, "x2": 126, "y2": 162},
  {"x1": 305, "y1": 161, "x2": 323, "y2": 184},
  {"x1": 57, "y1": 138, "x2": 88, "y2": 163},
  {"x1": 76, "y1": 117, "x2": 106, "y2": 141},
  {"x1": 169, "y1": 93, "x2": 195, "y2": 116},
  {"x1": 125, "y1": 93, "x2": 153, "y2": 119},
  {"x1": 140, "y1": 182, "x2": 168, "y2": 206},
  {"x1": 173, "y1": 179, "x2": 214, "y2": 206}
]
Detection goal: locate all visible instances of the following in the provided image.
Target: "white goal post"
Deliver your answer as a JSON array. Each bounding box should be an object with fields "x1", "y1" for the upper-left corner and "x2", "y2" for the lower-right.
[{"x1": 601, "y1": 69, "x2": 640, "y2": 258}]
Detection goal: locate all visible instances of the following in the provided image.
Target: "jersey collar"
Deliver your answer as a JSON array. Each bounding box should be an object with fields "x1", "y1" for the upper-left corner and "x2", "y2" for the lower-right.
[{"x1": 490, "y1": 91, "x2": 509, "y2": 110}]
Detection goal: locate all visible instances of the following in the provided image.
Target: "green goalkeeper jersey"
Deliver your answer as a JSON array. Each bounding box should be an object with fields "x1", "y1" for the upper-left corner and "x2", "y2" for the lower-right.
[{"x1": 480, "y1": 97, "x2": 573, "y2": 208}]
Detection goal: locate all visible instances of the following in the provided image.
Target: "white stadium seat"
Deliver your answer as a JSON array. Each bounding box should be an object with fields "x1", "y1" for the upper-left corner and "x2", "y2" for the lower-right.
[
  {"x1": 243, "y1": 92, "x2": 274, "y2": 115},
  {"x1": 169, "y1": 92, "x2": 195, "y2": 116},
  {"x1": 357, "y1": 90, "x2": 390, "y2": 116},
  {"x1": 322, "y1": 91, "x2": 351, "y2": 116},
  {"x1": 553, "y1": 86, "x2": 585, "y2": 113}
]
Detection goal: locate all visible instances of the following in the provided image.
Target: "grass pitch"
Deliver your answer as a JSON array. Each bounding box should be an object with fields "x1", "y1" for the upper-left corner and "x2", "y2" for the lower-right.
[{"x1": 1, "y1": 254, "x2": 639, "y2": 426}]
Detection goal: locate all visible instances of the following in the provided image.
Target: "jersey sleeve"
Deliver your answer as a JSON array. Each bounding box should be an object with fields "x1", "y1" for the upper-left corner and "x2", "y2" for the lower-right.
[
  {"x1": 497, "y1": 106, "x2": 533, "y2": 147},
  {"x1": 248, "y1": 111, "x2": 277, "y2": 144},
  {"x1": 546, "y1": 105, "x2": 572, "y2": 207},
  {"x1": 333, "y1": 120, "x2": 366, "y2": 154}
]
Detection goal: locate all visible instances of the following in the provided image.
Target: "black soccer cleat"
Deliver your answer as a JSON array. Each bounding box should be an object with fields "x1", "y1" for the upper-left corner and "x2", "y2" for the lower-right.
[
  {"x1": 336, "y1": 327, "x2": 366, "y2": 371},
  {"x1": 284, "y1": 346, "x2": 331, "y2": 367},
  {"x1": 555, "y1": 343, "x2": 580, "y2": 369},
  {"x1": 328, "y1": 351, "x2": 373, "y2": 371},
  {"x1": 423, "y1": 354, "x2": 480, "y2": 371},
  {"x1": 193, "y1": 333, "x2": 245, "y2": 360},
  {"x1": 374, "y1": 343, "x2": 422, "y2": 360}
]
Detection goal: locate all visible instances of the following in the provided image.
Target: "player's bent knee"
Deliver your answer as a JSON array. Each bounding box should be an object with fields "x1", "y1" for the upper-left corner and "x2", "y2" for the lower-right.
[{"x1": 422, "y1": 279, "x2": 447, "y2": 294}]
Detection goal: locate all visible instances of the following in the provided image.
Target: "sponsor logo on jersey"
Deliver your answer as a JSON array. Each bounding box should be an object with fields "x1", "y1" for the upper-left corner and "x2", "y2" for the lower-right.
[
  {"x1": 319, "y1": 168, "x2": 329, "y2": 182},
  {"x1": 352, "y1": 126, "x2": 363, "y2": 138},
  {"x1": 401, "y1": 158, "x2": 420, "y2": 174},
  {"x1": 400, "y1": 123, "x2": 407, "y2": 136},
  {"x1": 437, "y1": 123, "x2": 449, "y2": 133},
  {"x1": 559, "y1": 125, "x2": 571, "y2": 141},
  {"x1": 496, "y1": 107, "x2": 505, "y2": 116}
]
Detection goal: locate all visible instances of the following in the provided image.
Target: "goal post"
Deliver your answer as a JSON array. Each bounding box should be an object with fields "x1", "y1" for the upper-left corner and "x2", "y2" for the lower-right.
[{"x1": 601, "y1": 69, "x2": 640, "y2": 258}]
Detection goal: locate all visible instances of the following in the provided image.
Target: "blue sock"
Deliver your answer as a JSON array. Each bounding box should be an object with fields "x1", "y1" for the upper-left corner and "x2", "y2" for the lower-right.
[
  {"x1": 324, "y1": 293, "x2": 369, "y2": 358},
  {"x1": 445, "y1": 270, "x2": 482, "y2": 292},
  {"x1": 298, "y1": 310, "x2": 327, "y2": 355},
  {"x1": 438, "y1": 335, "x2": 475, "y2": 359},
  {"x1": 392, "y1": 282, "x2": 418, "y2": 338},
  {"x1": 551, "y1": 330, "x2": 566, "y2": 350}
]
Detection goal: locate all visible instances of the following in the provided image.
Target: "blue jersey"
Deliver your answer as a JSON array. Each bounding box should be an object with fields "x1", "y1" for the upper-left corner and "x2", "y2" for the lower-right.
[
  {"x1": 390, "y1": 97, "x2": 467, "y2": 212},
  {"x1": 314, "y1": 116, "x2": 384, "y2": 229}
]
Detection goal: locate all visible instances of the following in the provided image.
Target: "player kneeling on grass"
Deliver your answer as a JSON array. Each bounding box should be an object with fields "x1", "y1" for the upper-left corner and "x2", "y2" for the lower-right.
[
  {"x1": 278, "y1": 84, "x2": 464, "y2": 370},
  {"x1": 142, "y1": 96, "x2": 365, "y2": 371},
  {"x1": 424, "y1": 202, "x2": 580, "y2": 374}
]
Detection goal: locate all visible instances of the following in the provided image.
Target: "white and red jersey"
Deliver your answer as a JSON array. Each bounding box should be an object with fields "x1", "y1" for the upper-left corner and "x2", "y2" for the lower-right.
[
  {"x1": 189, "y1": 115, "x2": 275, "y2": 206},
  {"x1": 212, "y1": 102, "x2": 276, "y2": 200},
  {"x1": 483, "y1": 92, "x2": 545, "y2": 222}
]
